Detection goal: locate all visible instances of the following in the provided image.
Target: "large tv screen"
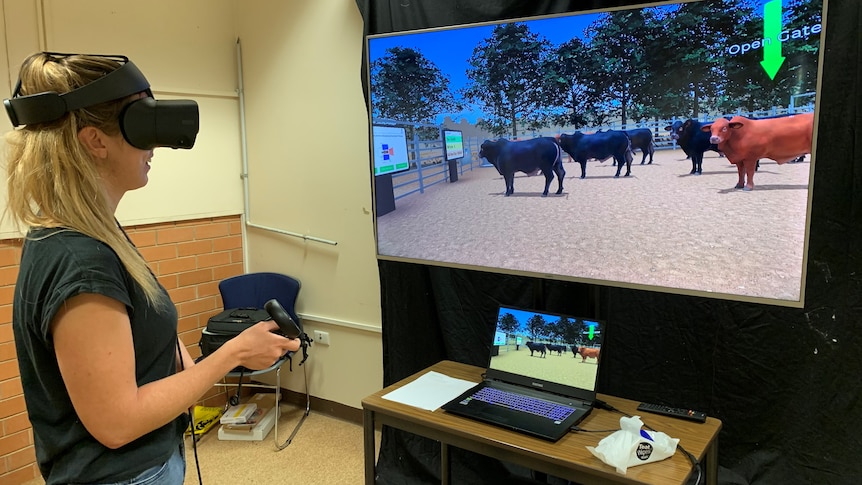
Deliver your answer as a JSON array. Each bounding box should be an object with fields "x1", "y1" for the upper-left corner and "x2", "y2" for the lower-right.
[{"x1": 366, "y1": 0, "x2": 825, "y2": 308}]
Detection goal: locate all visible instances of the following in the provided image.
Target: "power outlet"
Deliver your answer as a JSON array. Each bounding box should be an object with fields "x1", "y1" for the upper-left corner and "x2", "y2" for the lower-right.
[{"x1": 313, "y1": 330, "x2": 330, "y2": 346}]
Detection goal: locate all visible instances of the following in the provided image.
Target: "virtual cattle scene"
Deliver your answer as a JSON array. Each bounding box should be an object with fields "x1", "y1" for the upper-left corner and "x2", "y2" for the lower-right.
[
  {"x1": 367, "y1": 0, "x2": 823, "y2": 307},
  {"x1": 490, "y1": 308, "x2": 603, "y2": 391}
]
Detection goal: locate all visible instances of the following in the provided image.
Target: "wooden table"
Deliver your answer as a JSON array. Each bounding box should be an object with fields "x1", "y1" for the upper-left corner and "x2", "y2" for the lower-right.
[{"x1": 363, "y1": 360, "x2": 721, "y2": 485}]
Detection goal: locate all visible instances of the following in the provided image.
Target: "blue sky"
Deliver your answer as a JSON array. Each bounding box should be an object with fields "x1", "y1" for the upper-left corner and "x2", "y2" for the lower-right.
[
  {"x1": 366, "y1": 0, "x2": 815, "y2": 125},
  {"x1": 368, "y1": 13, "x2": 596, "y2": 95},
  {"x1": 367, "y1": 11, "x2": 601, "y2": 123}
]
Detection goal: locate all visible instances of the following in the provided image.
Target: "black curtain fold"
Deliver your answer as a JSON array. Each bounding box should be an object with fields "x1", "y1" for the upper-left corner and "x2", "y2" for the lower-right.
[{"x1": 357, "y1": 1, "x2": 862, "y2": 483}]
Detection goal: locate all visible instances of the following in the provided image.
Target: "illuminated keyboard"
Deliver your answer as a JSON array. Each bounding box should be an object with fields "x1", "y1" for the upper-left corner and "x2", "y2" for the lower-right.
[{"x1": 469, "y1": 387, "x2": 575, "y2": 422}]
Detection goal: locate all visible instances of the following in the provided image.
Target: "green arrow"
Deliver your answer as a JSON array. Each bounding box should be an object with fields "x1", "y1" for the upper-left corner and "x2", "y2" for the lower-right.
[
  {"x1": 588, "y1": 323, "x2": 595, "y2": 341},
  {"x1": 761, "y1": 0, "x2": 785, "y2": 80}
]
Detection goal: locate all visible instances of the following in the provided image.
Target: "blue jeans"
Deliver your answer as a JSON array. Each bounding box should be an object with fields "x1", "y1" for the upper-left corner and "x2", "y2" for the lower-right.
[{"x1": 101, "y1": 441, "x2": 185, "y2": 485}]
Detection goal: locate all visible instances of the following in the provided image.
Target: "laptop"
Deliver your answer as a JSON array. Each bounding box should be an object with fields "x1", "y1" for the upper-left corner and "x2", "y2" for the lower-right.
[{"x1": 442, "y1": 305, "x2": 605, "y2": 442}]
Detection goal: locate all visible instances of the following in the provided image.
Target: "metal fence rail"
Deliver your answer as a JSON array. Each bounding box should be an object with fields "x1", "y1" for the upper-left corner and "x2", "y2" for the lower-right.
[
  {"x1": 375, "y1": 104, "x2": 815, "y2": 200},
  {"x1": 374, "y1": 119, "x2": 483, "y2": 201}
]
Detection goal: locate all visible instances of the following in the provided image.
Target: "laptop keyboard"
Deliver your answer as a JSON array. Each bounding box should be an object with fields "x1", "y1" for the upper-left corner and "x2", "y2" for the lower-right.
[{"x1": 469, "y1": 387, "x2": 576, "y2": 422}]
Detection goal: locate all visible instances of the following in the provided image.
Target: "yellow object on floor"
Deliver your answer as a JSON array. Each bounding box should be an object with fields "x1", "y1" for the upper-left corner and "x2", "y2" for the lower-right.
[{"x1": 186, "y1": 405, "x2": 223, "y2": 436}]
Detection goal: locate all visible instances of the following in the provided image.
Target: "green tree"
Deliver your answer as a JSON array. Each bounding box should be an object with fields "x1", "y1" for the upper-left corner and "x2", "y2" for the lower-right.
[
  {"x1": 545, "y1": 318, "x2": 562, "y2": 342},
  {"x1": 580, "y1": 10, "x2": 652, "y2": 126},
  {"x1": 782, "y1": 0, "x2": 823, "y2": 102},
  {"x1": 462, "y1": 23, "x2": 554, "y2": 138},
  {"x1": 497, "y1": 312, "x2": 520, "y2": 339},
  {"x1": 555, "y1": 316, "x2": 580, "y2": 345},
  {"x1": 370, "y1": 46, "x2": 458, "y2": 123},
  {"x1": 613, "y1": 7, "x2": 666, "y2": 123},
  {"x1": 645, "y1": 0, "x2": 739, "y2": 117},
  {"x1": 543, "y1": 38, "x2": 593, "y2": 129},
  {"x1": 526, "y1": 314, "x2": 548, "y2": 341}
]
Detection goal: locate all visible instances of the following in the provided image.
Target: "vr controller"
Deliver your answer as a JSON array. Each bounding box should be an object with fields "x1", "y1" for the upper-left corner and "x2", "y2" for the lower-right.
[
  {"x1": 3, "y1": 53, "x2": 199, "y2": 150},
  {"x1": 263, "y1": 298, "x2": 302, "y2": 338},
  {"x1": 264, "y1": 298, "x2": 314, "y2": 367}
]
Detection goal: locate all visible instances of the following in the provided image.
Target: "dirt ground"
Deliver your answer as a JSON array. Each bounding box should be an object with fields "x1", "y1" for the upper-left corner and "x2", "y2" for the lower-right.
[
  {"x1": 375, "y1": 148, "x2": 812, "y2": 304},
  {"x1": 491, "y1": 343, "x2": 599, "y2": 391}
]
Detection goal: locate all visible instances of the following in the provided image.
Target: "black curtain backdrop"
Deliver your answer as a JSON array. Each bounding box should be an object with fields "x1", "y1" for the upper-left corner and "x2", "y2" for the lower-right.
[{"x1": 355, "y1": 1, "x2": 862, "y2": 484}]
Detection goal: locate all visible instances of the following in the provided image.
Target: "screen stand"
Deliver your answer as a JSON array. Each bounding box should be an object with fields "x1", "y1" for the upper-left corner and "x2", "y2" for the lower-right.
[
  {"x1": 375, "y1": 174, "x2": 396, "y2": 216},
  {"x1": 448, "y1": 160, "x2": 459, "y2": 182}
]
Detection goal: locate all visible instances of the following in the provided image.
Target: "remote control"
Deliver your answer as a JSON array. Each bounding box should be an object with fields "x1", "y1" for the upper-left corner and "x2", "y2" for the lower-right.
[
  {"x1": 636, "y1": 402, "x2": 707, "y2": 423},
  {"x1": 263, "y1": 299, "x2": 302, "y2": 339}
]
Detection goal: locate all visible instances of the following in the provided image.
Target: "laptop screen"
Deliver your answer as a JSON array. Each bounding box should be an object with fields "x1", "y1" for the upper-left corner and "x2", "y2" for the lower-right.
[{"x1": 489, "y1": 306, "x2": 604, "y2": 393}]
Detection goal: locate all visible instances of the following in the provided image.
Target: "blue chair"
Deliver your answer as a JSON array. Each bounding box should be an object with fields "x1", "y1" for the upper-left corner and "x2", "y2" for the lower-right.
[
  {"x1": 219, "y1": 272, "x2": 302, "y2": 324},
  {"x1": 216, "y1": 272, "x2": 310, "y2": 450}
]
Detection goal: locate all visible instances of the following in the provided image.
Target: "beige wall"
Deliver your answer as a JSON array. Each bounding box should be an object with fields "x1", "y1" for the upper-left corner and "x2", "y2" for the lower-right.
[
  {"x1": 0, "y1": 0, "x2": 382, "y2": 409},
  {"x1": 0, "y1": 0, "x2": 245, "y2": 233},
  {"x1": 235, "y1": 1, "x2": 383, "y2": 404}
]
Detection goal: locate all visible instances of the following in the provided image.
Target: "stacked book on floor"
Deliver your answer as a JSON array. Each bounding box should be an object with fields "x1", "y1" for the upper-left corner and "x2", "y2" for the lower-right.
[{"x1": 218, "y1": 393, "x2": 278, "y2": 441}]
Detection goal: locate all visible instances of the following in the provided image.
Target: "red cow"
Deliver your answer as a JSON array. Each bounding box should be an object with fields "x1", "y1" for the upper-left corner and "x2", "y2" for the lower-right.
[
  {"x1": 576, "y1": 346, "x2": 600, "y2": 363},
  {"x1": 701, "y1": 113, "x2": 814, "y2": 190}
]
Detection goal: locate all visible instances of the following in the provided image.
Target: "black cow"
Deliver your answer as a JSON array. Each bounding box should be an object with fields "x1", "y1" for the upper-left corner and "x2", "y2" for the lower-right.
[
  {"x1": 545, "y1": 343, "x2": 566, "y2": 356},
  {"x1": 557, "y1": 131, "x2": 633, "y2": 178},
  {"x1": 525, "y1": 341, "x2": 547, "y2": 357},
  {"x1": 664, "y1": 119, "x2": 722, "y2": 175},
  {"x1": 626, "y1": 128, "x2": 656, "y2": 165},
  {"x1": 596, "y1": 129, "x2": 654, "y2": 166},
  {"x1": 479, "y1": 137, "x2": 565, "y2": 197}
]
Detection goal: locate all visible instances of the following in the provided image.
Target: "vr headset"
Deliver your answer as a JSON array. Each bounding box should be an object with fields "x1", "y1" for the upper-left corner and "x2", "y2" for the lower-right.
[{"x1": 3, "y1": 53, "x2": 199, "y2": 150}]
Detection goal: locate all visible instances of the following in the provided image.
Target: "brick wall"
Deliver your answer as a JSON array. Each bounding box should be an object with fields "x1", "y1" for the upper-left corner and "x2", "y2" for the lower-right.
[{"x1": 0, "y1": 215, "x2": 244, "y2": 484}]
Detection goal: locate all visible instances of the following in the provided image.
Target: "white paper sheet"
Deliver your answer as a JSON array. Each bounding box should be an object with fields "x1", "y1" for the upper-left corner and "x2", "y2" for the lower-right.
[{"x1": 381, "y1": 371, "x2": 477, "y2": 411}]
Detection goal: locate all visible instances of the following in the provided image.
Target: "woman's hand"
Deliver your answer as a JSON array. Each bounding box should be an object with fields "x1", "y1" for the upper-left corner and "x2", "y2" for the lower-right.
[{"x1": 226, "y1": 320, "x2": 301, "y2": 370}]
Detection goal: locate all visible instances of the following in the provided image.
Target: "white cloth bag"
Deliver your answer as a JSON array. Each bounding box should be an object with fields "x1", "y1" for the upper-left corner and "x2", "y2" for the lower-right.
[{"x1": 586, "y1": 415, "x2": 679, "y2": 474}]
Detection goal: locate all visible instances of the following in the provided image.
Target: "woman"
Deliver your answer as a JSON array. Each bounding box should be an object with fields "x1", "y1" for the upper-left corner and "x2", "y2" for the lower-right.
[{"x1": 5, "y1": 52, "x2": 300, "y2": 484}]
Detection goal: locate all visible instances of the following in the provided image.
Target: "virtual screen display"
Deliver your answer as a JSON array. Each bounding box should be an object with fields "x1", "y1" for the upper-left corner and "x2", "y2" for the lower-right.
[{"x1": 367, "y1": 0, "x2": 825, "y2": 308}]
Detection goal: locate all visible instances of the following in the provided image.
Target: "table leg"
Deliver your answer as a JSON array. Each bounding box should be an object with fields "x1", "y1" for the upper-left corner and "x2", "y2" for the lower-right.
[
  {"x1": 364, "y1": 408, "x2": 376, "y2": 485},
  {"x1": 441, "y1": 442, "x2": 450, "y2": 485},
  {"x1": 705, "y1": 438, "x2": 718, "y2": 485}
]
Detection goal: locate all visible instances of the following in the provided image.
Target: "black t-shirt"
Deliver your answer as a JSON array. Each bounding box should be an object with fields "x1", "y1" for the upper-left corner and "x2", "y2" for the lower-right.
[{"x1": 13, "y1": 228, "x2": 186, "y2": 484}]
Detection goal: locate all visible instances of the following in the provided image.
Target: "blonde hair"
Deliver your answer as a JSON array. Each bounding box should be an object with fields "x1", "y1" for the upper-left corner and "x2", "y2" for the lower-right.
[{"x1": 4, "y1": 53, "x2": 165, "y2": 308}]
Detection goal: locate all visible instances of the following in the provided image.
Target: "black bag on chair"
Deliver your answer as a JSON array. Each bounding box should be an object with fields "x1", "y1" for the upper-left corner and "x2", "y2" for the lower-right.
[
  {"x1": 199, "y1": 307, "x2": 271, "y2": 357},
  {"x1": 199, "y1": 302, "x2": 314, "y2": 374}
]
